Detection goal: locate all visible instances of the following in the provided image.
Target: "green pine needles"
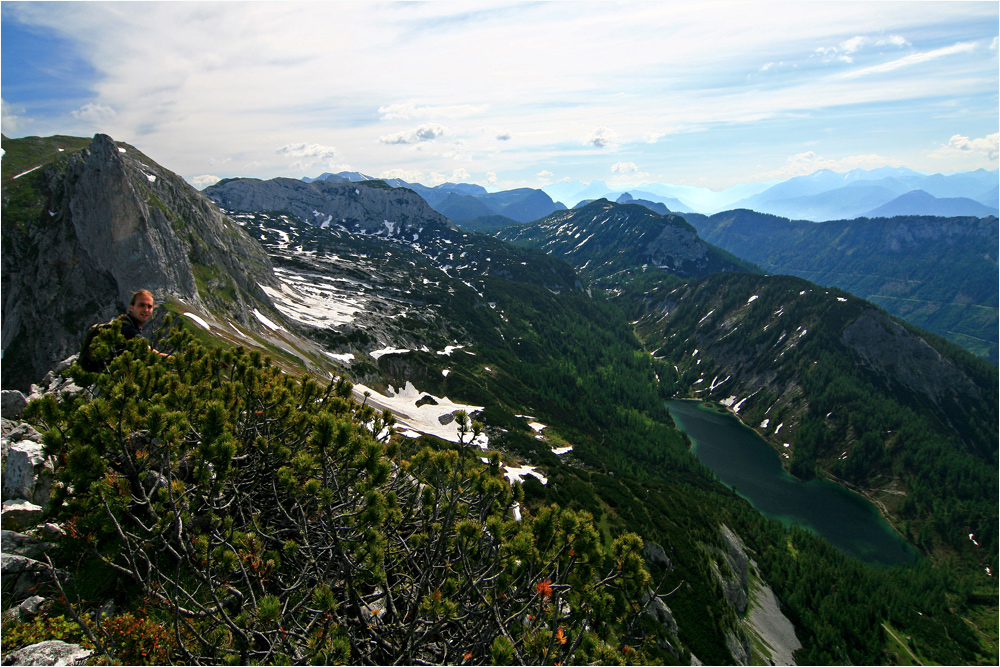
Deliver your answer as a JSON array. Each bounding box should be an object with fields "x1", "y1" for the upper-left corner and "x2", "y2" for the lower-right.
[{"x1": 22, "y1": 324, "x2": 655, "y2": 665}]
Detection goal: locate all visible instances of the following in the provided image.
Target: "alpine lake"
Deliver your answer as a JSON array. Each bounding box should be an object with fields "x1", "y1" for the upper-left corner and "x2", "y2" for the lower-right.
[{"x1": 665, "y1": 399, "x2": 916, "y2": 567}]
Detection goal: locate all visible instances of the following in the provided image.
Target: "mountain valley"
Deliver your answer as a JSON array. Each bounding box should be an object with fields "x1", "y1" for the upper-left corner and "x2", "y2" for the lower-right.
[{"x1": 2, "y1": 134, "x2": 997, "y2": 666}]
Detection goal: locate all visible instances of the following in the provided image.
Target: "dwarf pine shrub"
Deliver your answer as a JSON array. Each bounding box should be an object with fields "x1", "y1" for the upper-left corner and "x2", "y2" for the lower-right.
[{"x1": 21, "y1": 325, "x2": 655, "y2": 665}]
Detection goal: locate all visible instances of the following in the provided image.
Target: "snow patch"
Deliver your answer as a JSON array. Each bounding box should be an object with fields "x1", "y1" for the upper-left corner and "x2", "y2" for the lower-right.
[
  {"x1": 324, "y1": 351, "x2": 354, "y2": 364},
  {"x1": 747, "y1": 295, "x2": 758, "y2": 304},
  {"x1": 182, "y1": 312, "x2": 210, "y2": 330},
  {"x1": 354, "y1": 381, "x2": 487, "y2": 447},
  {"x1": 253, "y1": 308, "x2": 286, "y2": 332},
  {"x1": 371, "y1": 347, "x2": 410, "y2": 360},
  {"x1": 13, "y1": 165, "x2": 42, "y2": 179},
  {"x1": 504, "y1": 464, "x2": 548, "y2": 486}
]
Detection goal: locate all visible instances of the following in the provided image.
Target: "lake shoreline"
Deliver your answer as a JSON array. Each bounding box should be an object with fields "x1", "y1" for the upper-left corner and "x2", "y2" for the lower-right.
[
  {"x1": 666, "y1": 398, "x2": 917, "y2": 566},
  {"x1": 673, "y1": 396, "x2": 912, "y2": 546}
]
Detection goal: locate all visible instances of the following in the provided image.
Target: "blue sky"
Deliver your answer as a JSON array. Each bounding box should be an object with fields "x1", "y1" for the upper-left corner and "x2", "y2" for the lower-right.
[{"x1": 2, "y1": 1, "x2": 997, "y2": 192}]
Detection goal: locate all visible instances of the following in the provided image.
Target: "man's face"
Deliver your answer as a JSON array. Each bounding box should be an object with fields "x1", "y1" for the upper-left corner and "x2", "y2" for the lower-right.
[{"x1": 129, "y1": 294, "x2": 155, "y2": 325}]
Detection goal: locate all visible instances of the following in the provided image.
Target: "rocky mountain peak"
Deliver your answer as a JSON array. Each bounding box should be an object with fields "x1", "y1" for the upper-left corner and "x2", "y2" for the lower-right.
[{"x1": 1, "y1": 133, "x2": 279, "y2": 391}]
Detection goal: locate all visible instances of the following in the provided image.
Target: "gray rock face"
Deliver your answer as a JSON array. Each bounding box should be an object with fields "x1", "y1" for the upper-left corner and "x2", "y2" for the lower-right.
[
  {"x1": 1, "y1": 391, "x2": 28, "y2": 419},
  {"x1": 2, "y1": 530, "x2": 52, "y2": 560},
  {"x1": 714, "y1": 525, "x2": 750, "y2": 615},
  {"x1": 842, "y1": 311, "x2": 981, "y2": 408},
  {"x1": 2, "y1": 134, "x2": 280, "y2": 391},
  {"x1": 2, "y1": 441, "x2": 53, "y2": 506},
  {"x1": 205, "y1": 177, "x2": 456, "y2": 240},
  {"x1": 0, "y1": 640, "x2": 92, "y2": 666}
]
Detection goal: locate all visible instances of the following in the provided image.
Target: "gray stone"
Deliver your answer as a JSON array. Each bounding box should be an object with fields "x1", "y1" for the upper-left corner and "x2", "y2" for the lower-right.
[
  {"x1": 643, "y1": 539, "x2": 671, "y2": 568},
  {"x1": 1, "y1": 391, "x2": 28, "y2": 419},
  {"x1": 2, "y1": 133, "x2": 278, "y2": 392},
  {"x1": 1, "y1": 500, "x2": 44, "y2": 532},
  {"x1": 0, "y1": 640, "x2": 92, "y2": 666},
  {"x1": 18, "y1": 595, "x2": 47, "y2": 619},
  {"x1": 2, "y1": 441, "x2": 54, "y2": 506},
  {"x1": 6, "y1": 423, "x2": 44, "y2": 444},
  {"x1": 642, "y1": 590, "x2": 679, "y2": 634},
  {"x1": 1, "y1": 531, "x2": 51, "y2": 560},
  {"x1": 1, "y1": 553, "x2": 51, "y2": 601}
]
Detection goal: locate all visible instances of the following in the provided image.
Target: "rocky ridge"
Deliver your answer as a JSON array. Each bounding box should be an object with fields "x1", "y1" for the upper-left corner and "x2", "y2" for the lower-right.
[
  {"x1": 495, "y1": 199, "x2": 753, "y2": 281},
  {"x1": 1, "y1": 134, "x2": 281, "y2": 391}
]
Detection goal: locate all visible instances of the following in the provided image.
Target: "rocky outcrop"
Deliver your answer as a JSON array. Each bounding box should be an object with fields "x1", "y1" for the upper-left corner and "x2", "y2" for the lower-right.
[
  {"x1": 2, "y1": 134, "x2": 280, "y2": 391},
  {"x1": 495, "y1": 199, "x2": 750, "y2": 281},
  {"x1": 0, "y1": 640, "x2": 92, "y2": 666},
  {"x1": 205, "y1": 177, "x2": 457, "y2": 240}
]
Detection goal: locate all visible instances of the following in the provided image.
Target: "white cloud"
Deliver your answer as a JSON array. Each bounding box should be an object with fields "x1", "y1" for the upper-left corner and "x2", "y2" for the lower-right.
[
  {"x1": 3, "y1": 2, "x2": 995, "y2": 189},
  {"x1": 537, "y1": 169, "x2": 554, "y2": 179},
  {"x1": 379, "y1": 168, "x2": 424, "y2": 182},
  {"x1": 611, "y1": 161, "x2": 640, "y2": 175},
  {"x1": 816, "y1": 34, "x2": 910, "y2": 64},
  {"x1": 378, "y1": 103, "x2": 486, "y2": 120},
  {"x1": 1, "y1": 99, "x2": 28, "y2": 134},
  {"x1": 942, "y1": 133, "x2": 999, "y2": 160},
  {"x1": 191, "y1": 174, "x2": 221, "y2": 188},
  {"x1": 379, "y1": 123, "x2": 448, "y2": 145},
  {"x1": 839, "y1": 42, "x2": 977, "y2": 79},
  {"x1": 610, "y1": 160, "x2": 649, "y2": 181},
  {"x1": 586, "y1": 126, "x2": 619, "y2": 149},
  {"x1": 70, "y1": 103, "x2": 117, "y2": 124},
  {"x1": 486, "y1": 171, "x2": 498, "y2": 187},
  {"x1": 758, "y1": 151, "x2": 903, "y2": 180},
  {"x1": 276, "y1": 143, "x2": 337, "y2": 160}
]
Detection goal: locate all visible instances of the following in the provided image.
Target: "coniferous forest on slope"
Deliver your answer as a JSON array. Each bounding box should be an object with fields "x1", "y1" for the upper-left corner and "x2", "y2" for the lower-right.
[{"x1": 1, "y1": 134, "x2": 997, "y2": 665}]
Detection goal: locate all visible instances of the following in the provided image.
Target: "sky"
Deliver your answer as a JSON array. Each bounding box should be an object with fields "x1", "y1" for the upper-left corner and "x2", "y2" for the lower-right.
[{"x1": 2, "y1": 1, "x2": 998, "y2": 193}]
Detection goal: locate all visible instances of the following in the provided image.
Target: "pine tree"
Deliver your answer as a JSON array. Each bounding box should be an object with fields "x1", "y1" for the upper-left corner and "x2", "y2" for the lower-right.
[{"x1": 24, "y1": 325, "x2": 656, "y2": 665}]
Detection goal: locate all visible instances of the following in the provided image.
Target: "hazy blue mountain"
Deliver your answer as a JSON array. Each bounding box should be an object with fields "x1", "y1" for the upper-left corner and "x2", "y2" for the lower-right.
[
  {"x1": 544, "y1": 167, "x2": 997, "y2": 220},
  {"x1": 304, "y1": 171, "x2": 375, "y2": 183},
  {"x1": 616, "y1": 192, "x2": 670, "y2": 215},
  {"x1": 433, "y1": 192, "x2": 498, "y2": 221},
  {"x1": 865, "y1": 190, "x2": 999, "y2": 218},
  {"x1": 977, "y1": 185, "x2": 999, "y2": 207},
  {"x1": 302, "y1": 171, "x2": 563, "y2": 224},
  {"x1": 732, "y1": 168, "x2": 999, "y2": 221}
]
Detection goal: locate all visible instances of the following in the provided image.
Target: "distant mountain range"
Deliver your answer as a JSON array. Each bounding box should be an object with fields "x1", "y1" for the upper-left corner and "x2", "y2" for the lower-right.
[
  {"x1": 683, "y1": 209, "x2": 999, "y2": 363},
  {"x1": 305, "y1": 166, "x2": 998, "y2": 223},
  {"x1": 304, "y1": 171, "x2": 567, "y2": 226}
]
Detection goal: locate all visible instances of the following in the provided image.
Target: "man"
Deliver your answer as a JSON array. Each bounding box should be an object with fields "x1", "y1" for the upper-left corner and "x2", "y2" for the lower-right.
[
  {"x1": 122, "y1": 289, "x2": 155, "y2": 340},
  {"x1": 80, "y1": 290, "x2": 169, "y2": 371},
  {"x1": 122, "y1": 289, "x2": 171, "y2": 359}
]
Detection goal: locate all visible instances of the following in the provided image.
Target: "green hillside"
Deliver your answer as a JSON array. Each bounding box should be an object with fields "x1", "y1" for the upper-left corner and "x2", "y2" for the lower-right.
[{"x1": 685, "y1": 210, "x2": 999, "y2": 363}]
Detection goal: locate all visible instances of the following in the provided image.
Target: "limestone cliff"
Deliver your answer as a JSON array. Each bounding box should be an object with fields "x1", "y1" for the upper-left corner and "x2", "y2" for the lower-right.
[
  {"x1": 1, "y1": 134, "x2": 279, "y2": 390},
  {"x1": 204, "y1": 176, "x2": 457, "y2": 240}
]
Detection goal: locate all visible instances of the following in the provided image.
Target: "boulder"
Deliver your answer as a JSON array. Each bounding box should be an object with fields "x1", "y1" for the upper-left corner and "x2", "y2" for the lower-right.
[
  {"x1": 0, "y1": 640, "x2": 92, "y2": 666},
  {"x1": 1, "y1": 552, "x2": 51, "y2": 602},
  {"x1": 642, "y1": 590, "x2": 679, "y2": 634},
  {"x1": 643, "y1": 539, "x2": 671, "y2": 568},
  {"x1": 1, "y1": 391, "x2": 28, "y2": 419},
  {"x1": 1, "y1": 500, "x2": 44, "y2": 532},
  {"x1": 1, "y1": 531, "x2": 51, "y2": 560},
  {"x1": 2, "y1": 441, "x2": 54, "y2": 506},
  {"x1": 18, "y1": 595, "x2": 47, "y2": 620}
]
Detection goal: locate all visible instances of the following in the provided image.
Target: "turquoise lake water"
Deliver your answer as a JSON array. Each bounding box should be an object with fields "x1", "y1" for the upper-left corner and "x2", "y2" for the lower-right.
[{"x1": 666, "y1": 399, "x2": 916, "y2": 566}]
